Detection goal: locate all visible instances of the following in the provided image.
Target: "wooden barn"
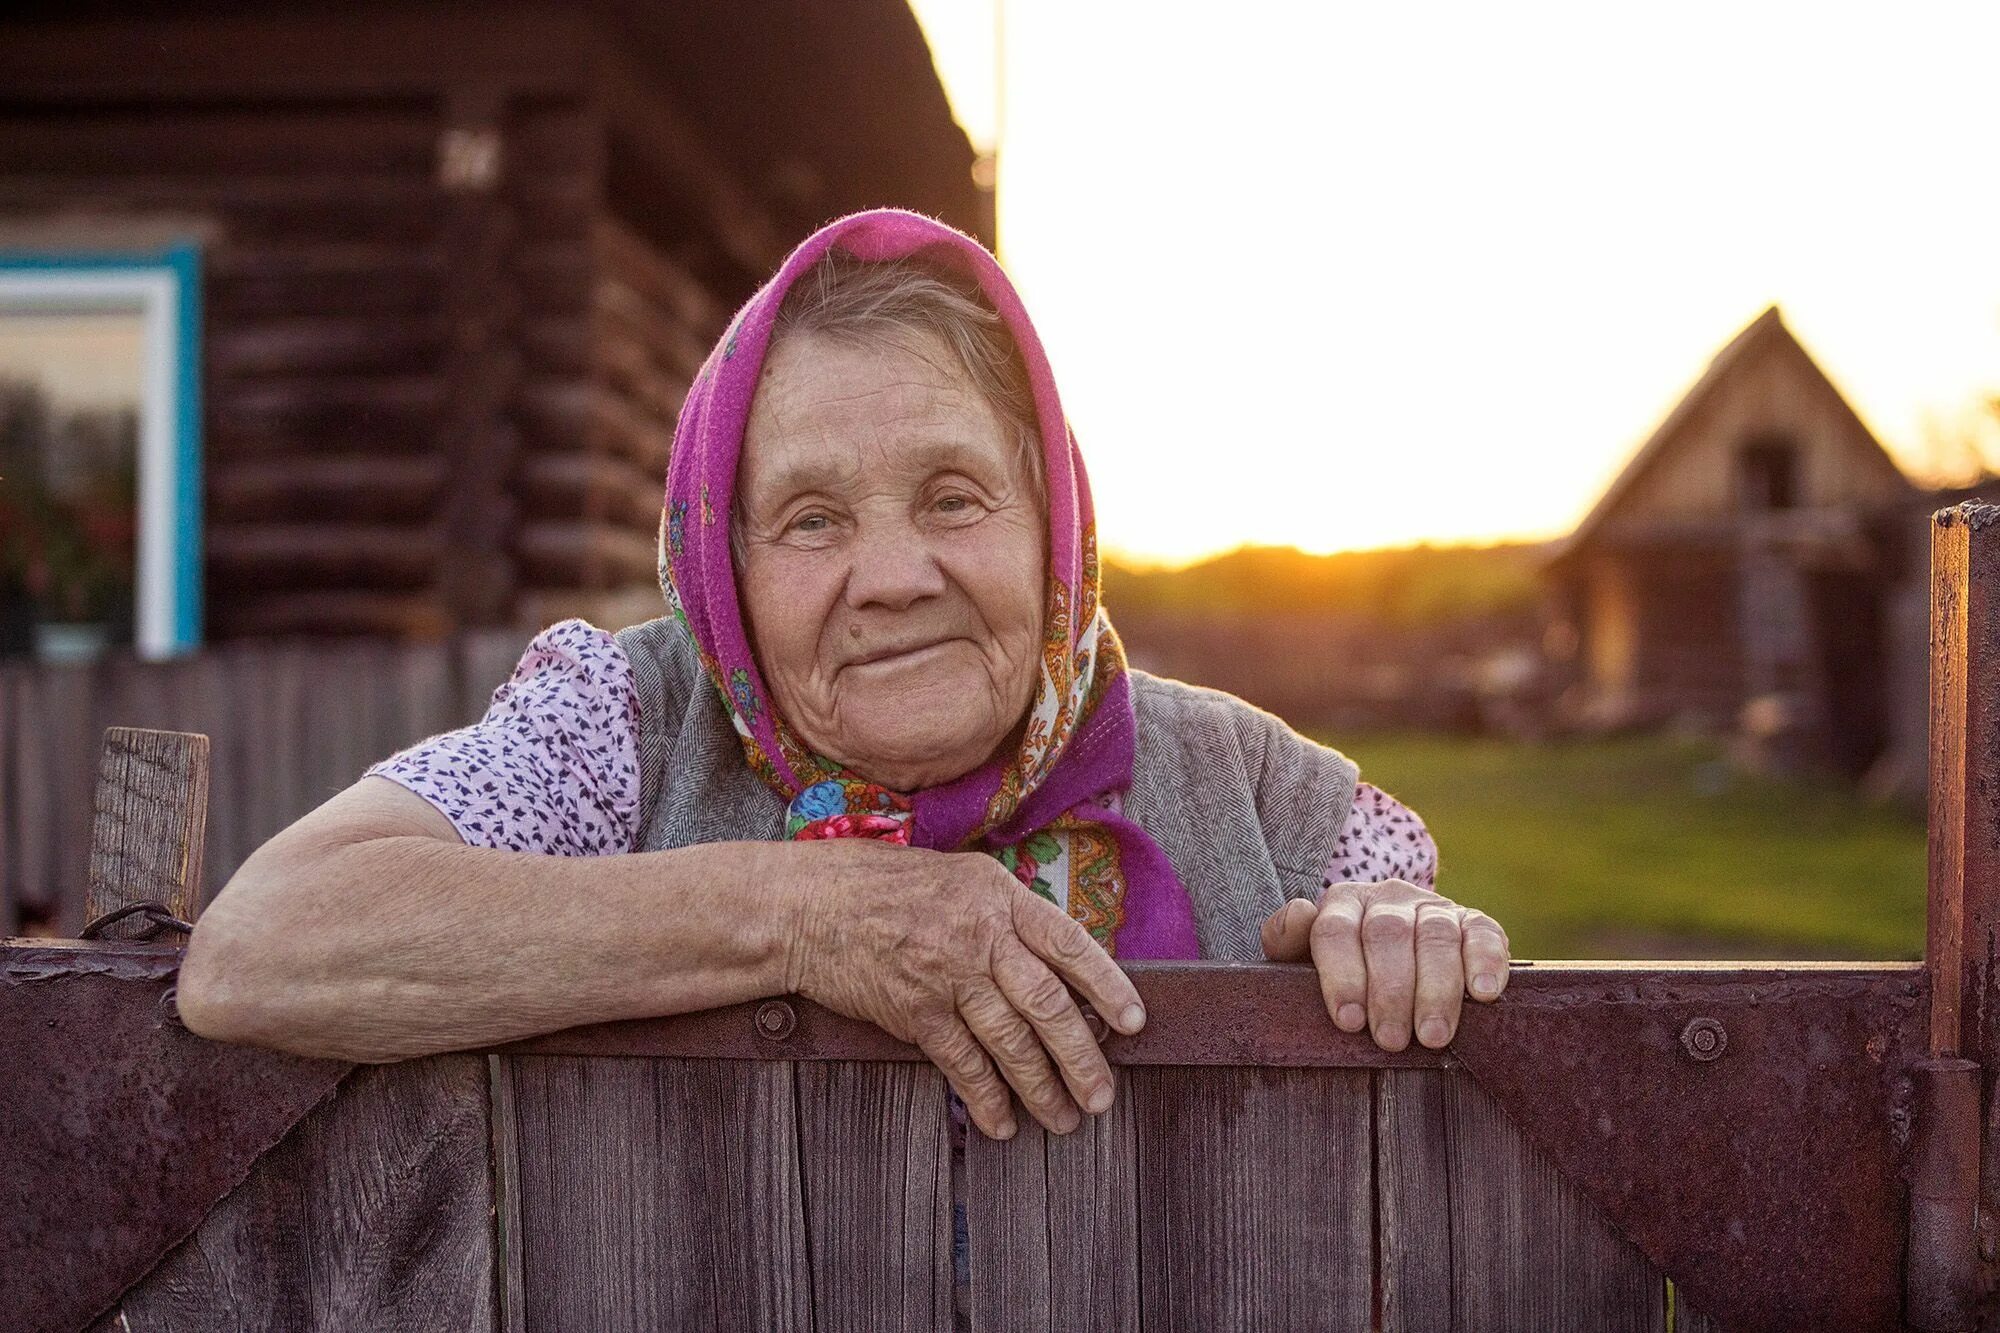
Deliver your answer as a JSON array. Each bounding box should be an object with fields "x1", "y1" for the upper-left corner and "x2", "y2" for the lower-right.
[
  {"x1": 1543, "y1": 307, "x2": 1929, "y2": 782},
  {"x1": 0, "y1": 0, "x2": 990, "y2": 655}
]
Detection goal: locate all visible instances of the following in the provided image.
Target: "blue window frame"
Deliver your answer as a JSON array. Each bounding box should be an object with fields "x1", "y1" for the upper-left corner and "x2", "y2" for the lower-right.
[{"x1": 0, "y1": 243, "x2": 202, "y2": 658}]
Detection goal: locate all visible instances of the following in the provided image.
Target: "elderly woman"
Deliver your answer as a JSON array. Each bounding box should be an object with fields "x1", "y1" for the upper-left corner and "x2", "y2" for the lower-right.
[{"x1": 179, "y1": 210, "x2": 1509, "y2": 1142}]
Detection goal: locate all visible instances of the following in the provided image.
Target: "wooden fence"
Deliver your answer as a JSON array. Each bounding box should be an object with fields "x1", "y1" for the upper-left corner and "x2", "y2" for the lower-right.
[
  {"x1": 10, "y1": 503, "x2": 2000, "y2": 1332},
  {"x1": 0, "y1": 630, "x2": 530, "y2": 936}
]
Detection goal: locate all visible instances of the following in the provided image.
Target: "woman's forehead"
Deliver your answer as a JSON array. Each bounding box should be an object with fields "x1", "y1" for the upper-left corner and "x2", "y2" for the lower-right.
[{"x1": 740, "y1": 332, "x2": 1018, "y2": 496}]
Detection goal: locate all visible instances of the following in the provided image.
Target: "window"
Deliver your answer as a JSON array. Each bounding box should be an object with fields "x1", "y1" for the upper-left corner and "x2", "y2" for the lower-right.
[
  {"x1": 0, "y1": 245, "x2": 202, "y2": 660},
  {"x1": 1738, "y1": 437, "x2": 1798, "y2": 512}
]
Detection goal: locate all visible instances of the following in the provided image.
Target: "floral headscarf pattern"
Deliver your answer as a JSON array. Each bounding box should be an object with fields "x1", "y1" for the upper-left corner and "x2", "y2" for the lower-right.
[{"x1": 657, "y1": 210, "x2": 1197, "y2": 959}]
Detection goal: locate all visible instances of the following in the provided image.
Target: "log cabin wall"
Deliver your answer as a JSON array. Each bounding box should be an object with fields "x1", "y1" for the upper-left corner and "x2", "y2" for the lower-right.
[{"x1": 0, "y1": 1, "x2": 989, "y2": 644}]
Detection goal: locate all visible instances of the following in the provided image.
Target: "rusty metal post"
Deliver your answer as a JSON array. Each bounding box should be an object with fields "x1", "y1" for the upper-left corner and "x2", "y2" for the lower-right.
[
  {"x1": 1919, "y1": 504, "x2": 2000, "y2": 1326},
  {"x1": 1910, "y1": 1058, "x2": 1982, "y2": 1330}
]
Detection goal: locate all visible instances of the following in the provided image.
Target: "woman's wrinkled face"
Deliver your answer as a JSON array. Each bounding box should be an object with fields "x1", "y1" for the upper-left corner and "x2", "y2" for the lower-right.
[{"x1": 736, "y1": 330, "x2": 1046, "y2": 791}]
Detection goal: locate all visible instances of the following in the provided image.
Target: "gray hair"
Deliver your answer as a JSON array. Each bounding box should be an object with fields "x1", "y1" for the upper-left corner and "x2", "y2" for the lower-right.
[{"x1": 730, "y1": 253, "x2": 1046, "y2": 569}]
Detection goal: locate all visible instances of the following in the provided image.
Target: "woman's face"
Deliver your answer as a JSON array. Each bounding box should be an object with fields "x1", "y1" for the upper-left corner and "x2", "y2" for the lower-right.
[{"x1": 736, "y1": 330, "x2": 1046, "y2": 791}]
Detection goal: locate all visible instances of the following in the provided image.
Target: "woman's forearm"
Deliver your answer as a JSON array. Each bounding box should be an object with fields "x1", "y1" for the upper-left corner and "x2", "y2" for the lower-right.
[{"x1": 179, "y1": 812, "x2": 809, "y2": 1062}]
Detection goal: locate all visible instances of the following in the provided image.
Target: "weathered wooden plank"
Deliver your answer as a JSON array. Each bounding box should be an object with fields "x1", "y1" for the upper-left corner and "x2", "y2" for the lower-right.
[
  {"x1": 1379, "y1": 1068, "x2": 1666, "y2": 1332},
  {"x1": 1132, "y1": 1065, "x2": 1373, "y2": 1330},
  {"x1": 1376, "y1": 1069, "x2": 1454, "y2": 1333},
  {"x1": 116, "y1": 1057, "x2": 496, "y2": 1332},
  {"x1": 0, "y1": 666, "x2": 21, "y2": 934},
  {"x1": 506, "y1": 1054, "x2": 810, "y2": 1331},
  {"x1": 84, "y1": 728, "x2": 210, "y2": 934},
  {"x1": 40, "y1": 664, "x2": 99, "y2": 932},
  {"x1": 794, "y1": 1061, "x2": 954, "y2": 1333},
  {"x1": 966, "y1": 1081, "x2": 1140, "y2": 1332}
]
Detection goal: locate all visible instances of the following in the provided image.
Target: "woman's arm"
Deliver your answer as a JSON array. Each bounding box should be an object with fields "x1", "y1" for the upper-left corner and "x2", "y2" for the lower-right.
[
  {"x1": 178, "y1": 776, "x2": 1143, "y2": 1142},
  {"x1": 177, "y1": 776, "x2": 807, "y2": 1063}
]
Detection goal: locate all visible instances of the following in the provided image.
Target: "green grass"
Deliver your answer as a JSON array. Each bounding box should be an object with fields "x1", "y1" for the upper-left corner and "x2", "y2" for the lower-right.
[{"x1": 1332, "y1": 734, "x2": 1928, "y2": 961}]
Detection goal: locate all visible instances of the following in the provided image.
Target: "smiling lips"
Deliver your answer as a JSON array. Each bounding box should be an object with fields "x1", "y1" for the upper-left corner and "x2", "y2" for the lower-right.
[{"x1": 846, "y1": 637, "x2": 964, "y2": 670}]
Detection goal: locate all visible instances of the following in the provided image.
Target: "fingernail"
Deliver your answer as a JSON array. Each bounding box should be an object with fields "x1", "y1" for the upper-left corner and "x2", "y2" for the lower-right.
[
  {"x1": 1086, "y1": 1083, "x2": 1114, "y2": 1114},
  {"x1": 1288, "y1": 898, "x2": 1315, "y2": 927},
  {"x1": 1419, "y1": 1018, "x2": 1450, "y2": 1047},
  {"x1": 993, "y1": 1116, "x2": 1017, "y2": 1140},
  {"x1": 1377, "y1": 1022, "x2": 1409, "y2": 1050},
  {"x1": 1472, "y1": 973, "x2": 1500, "y2": 997},
  {"x1": 1119, "y1": 1004, "x2": 1146, "y2": 1034},
  {"x1": 1056, "y1": 1109, "x2": 1081, "y2": 1134},
  {"x1": 1337, "y1": 1003, "x2": 1366, "y2": 1031}
]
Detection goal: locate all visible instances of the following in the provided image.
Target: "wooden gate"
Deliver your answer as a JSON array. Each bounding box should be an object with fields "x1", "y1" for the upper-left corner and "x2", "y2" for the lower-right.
[{"x1": 6, "y1": 504, "x2": 2000, "y2": 1333}]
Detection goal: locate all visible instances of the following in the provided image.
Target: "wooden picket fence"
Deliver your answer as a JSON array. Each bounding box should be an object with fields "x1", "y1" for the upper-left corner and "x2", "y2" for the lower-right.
[{"x1": 0, "y1": 630, "x2": 531, "y2": 936}]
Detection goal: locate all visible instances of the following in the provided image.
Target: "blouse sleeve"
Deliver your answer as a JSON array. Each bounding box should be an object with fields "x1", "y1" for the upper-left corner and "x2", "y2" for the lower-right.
[
  {"x1": 367, "y1": 619, "x2": 642, "y2": 855},
  {"x1": 1325, "y1": 781, "x2": 1439, "y2": 889}
]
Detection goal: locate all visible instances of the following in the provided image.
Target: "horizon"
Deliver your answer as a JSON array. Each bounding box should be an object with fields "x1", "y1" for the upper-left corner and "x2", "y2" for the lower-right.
[{"x1": 908, "y1": 1, "x2": 2000, "y2": 567}]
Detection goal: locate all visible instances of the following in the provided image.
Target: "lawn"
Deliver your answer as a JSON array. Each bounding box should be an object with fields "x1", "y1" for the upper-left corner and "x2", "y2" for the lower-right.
[{"x1": 1332, "y1": 733, "x2": 1928, "y2": 962}]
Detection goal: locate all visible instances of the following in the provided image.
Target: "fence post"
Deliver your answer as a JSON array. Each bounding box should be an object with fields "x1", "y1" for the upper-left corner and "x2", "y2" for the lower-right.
[
  {"x1": 1914, "y1": 503, "x2": 2000, "y2": 1329},
  {"x1": 84, "y1": 726, "x2": 210, "y2": 938}
]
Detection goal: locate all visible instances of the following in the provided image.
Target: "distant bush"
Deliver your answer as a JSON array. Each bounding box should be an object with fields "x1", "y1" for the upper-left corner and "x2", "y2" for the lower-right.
[{"x1": 1103, "y1": 542, "x2": 1548, "y2": 627}]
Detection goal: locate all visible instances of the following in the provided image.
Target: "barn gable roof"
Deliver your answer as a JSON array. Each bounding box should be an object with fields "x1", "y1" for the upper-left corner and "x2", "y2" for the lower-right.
[{"x1": 1555, "y1": 306, "x2": 1912, "y2": 560}]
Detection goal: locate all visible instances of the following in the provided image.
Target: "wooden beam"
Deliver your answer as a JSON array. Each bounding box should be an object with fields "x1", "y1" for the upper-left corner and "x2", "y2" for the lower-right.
[
  {"x1": 592, "y1": 43, "x2": 787, "y2": 277},
  {"x1": 0, "y1": 8, "x2": 591, "y2": 100},
  {"x1": 83, "y1": 728, "x2": 210, "y2": 938},
  {"x1": 1926, "y1": 503, "x2": 2000, "y2": 1064}
]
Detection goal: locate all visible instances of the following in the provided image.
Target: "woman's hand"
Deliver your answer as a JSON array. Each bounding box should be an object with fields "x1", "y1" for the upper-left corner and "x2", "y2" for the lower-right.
[
  {"x1": 781, "y1": 840, "x2": 1145, "y2": 1140},
  {"x1": 1259, "y1": 879, "x2": 1510, "y2": 1051}
]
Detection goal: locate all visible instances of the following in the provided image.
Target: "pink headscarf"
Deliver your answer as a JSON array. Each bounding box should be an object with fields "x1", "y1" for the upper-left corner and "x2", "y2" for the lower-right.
[{"x1": 658, "y1": 209, "x2": 1197, "y2": 959}]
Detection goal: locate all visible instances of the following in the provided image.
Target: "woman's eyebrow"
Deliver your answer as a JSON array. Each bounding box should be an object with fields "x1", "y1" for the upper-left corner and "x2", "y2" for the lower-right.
[{"x1": 755, "y1": 438, "x2": 1003, "y2": 502}]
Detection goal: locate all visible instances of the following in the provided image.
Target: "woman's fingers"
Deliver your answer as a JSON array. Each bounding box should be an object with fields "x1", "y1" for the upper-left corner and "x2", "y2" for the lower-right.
[
  {"x1": 1462, "y1": 909, "x2": 1512, "y2": 1001},
  {"x1": 1412, "y1": 901, "x2": 1467, "y2": 1048},
  {"x1": 1306, "y1": 893, "x2": 1370, "y2": 1033},
  {"x1": 958, "y1": 979, "x2": 1082, "y2": 1134},
  {"x1": 913, "y1": 1012, "x2": 1017, "y2": 1139},
  {"x1": 990, "y1": 939, "x2": 1116, "y2": 1116},
  {"x1": 1010, "y1": 892, "x2": 1147, "y2": 1036},
  {"x1": 1359, "y1": 896, "x2": 1419, "y2": 1050},
  {"x1": 1260, "y1": 897, "x2": 1317, "y2": 962}
]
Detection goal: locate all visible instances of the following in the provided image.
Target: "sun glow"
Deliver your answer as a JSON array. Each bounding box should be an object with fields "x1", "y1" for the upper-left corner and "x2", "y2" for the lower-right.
[{"x1": 908, "y1": 0, "x2": 2000, "y2": 568}]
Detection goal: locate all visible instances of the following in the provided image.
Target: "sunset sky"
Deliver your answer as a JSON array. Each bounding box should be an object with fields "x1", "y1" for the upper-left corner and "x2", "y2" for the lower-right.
[{"x1": 908, "y1": 1, "x2": 2000, "y2": 566}]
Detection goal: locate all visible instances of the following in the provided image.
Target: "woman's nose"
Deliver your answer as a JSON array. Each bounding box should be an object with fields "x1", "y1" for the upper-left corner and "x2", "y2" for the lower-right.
[{"x1": 843, "y1": 520, "x2": 948, "y2": 611}]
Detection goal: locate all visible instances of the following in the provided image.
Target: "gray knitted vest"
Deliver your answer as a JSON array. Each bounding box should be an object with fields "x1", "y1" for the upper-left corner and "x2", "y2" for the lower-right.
[{"x1": 614, "y1": 618, "x2": 1358, "y2": 963}]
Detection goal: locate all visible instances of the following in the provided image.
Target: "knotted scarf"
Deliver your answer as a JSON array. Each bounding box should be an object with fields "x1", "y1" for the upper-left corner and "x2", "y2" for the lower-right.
[{"x1": 658, "y1": 209, "x2": 1198, "y2": 960}]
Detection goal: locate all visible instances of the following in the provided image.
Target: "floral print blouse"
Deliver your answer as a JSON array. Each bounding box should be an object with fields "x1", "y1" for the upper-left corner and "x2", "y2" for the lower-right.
[{"x1": 368, "y1": 619, "x2": 1440, "y2": 893}]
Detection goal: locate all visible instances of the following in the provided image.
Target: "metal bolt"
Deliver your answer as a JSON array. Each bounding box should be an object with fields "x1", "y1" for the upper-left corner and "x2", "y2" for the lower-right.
[
  {"x1": 1080, "y1": 1005, "x2": 1109, "y2": 1043},
  {"x1": 160, "y1": 985, "x2": 184, "y2": 1030},
  {"x1": 1681, "y1": 1016, "x2": 1728, "y2": 1062},
  {"x1": 755, "y1": 999, "x2": 798, "y2": 1042}
]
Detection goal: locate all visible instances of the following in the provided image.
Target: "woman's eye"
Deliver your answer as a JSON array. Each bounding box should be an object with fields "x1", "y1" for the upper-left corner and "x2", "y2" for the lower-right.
[
  {"x1": 789, "y1": 513, "x2": 831, "y2": 534},
  {"x1": 934, "y1": 494, "x2": 976, "y2": 515}
]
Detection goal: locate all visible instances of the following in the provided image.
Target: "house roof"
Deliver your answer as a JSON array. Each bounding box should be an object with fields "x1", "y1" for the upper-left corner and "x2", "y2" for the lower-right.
[{"x1": 1551, "y1": 306, "x2": 1912, "y2": 563}]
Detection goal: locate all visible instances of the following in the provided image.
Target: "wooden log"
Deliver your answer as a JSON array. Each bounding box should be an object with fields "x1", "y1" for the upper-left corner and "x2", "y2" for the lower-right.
[
  {"x1": 1376, "y1": 1069, "x2": 1666, "y2": 1332},
  {"x1": 208, "y1": 453, "x2": 447, "y2": 525},
  {"x1": 0, "y1": 106, "x2": 439, "y2": 176},
  {"x1": 209, "y1": 315, "x2": 448, "y2": 378},
  {"x1": 514, "y1": 451, "x2": 663, "y2": 531},
  {"x1": 0, "y1": 8, "x2": 591, "y2": 100},
  {"x1": 207, "y1": 590, "x2": 454, "y2": 640},
  {"x1": 517, "y1": 377, "x2": 674, "y2": 471},
  {"x1": 207, "y1": 521, "x2": 439, "y2": 588},
  {"x1": 594, "y1": 217, "x2": 729, "y2": 336},
  {"x1": 83, "y1": 729, "x2": 210, "y2": 938},
  {"x1": 514, "y1": 520, "x2": 658, "y2": 589},
  {"x1": 212, "y1": 374, "x2": 445, "y2": 456},
  {"x1": 1131, "y1": 1066, "x2": 1373, "y2": 1330}
]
